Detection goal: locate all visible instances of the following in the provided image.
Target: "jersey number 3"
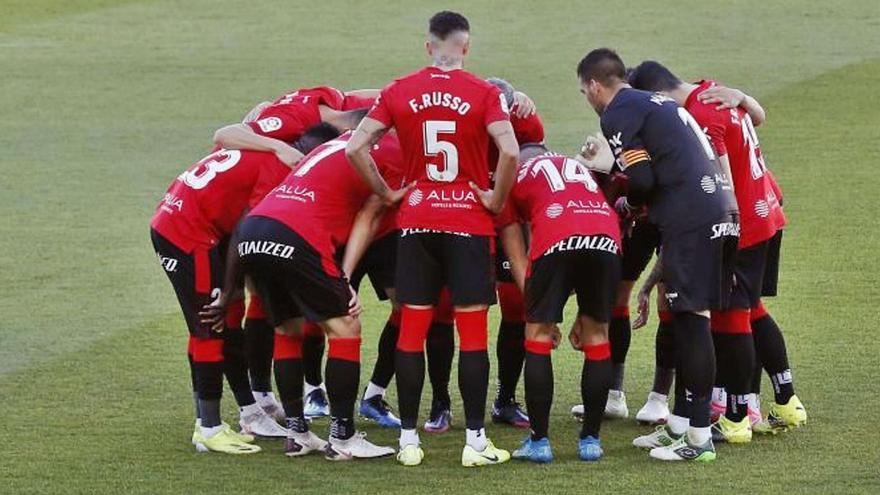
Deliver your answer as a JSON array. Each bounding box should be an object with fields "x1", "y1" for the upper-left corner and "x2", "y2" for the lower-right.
[
  {"x1": 179, "y1": 150, "x2": 242, "y2": 190},
  {"x1": 424, "y1": 120, "x2": 458, "y2": 182}
]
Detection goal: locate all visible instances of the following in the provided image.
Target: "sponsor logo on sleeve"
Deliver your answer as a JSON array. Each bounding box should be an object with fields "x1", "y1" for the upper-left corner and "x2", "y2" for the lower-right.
[{"x1": 256, "y1": 117, "x2": 283, "y2": 133}]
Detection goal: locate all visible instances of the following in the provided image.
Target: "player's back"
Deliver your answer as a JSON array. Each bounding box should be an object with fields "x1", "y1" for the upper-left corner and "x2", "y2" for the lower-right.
[
  {"x1": 368, "y1": 66, "x2": 510, "y2": 235},
  {"x1": 685, "y1": 81, "x2": 785, "y2": 247},
  {"x1": 512, "y1": 153, "x2": 620, "y2": 260},
  {"x1": 603, "y1": 88, "x2": 737, "y2": 234},
  {"x1": 151, "y1": 149, "x2": 289, "y2": 251},
  {"x1": 250, "y1": 132, "x2": 403, "y2": 254}
]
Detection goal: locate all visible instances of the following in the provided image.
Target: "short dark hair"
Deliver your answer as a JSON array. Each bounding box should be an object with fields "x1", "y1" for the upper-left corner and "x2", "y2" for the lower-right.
[
  {"x1": 429, "y1": 11, "x2": 470, "y2": 40},
  {"x1": 294, "y1": 122, "x2": 341, "y2": 154},
  {"x1": 519, "y1": 142, "x2": 548, "y2": 163},
  {"x1": 486, "y1": 77, "x2": 515, "y2": 108},
  {"x1": 628, "y1": 61, "x2": 682, "y2": 92},
  {"x1": 576, "y1": 48, "x2": 626, "y2": 87}
]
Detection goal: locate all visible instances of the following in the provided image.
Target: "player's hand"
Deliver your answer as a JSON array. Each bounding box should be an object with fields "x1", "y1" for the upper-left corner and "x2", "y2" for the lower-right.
[
  {"x1": 382, "y1": 181, "x2": 416, "y2": 207},
  {"x1": 568, "y1": 326, "x2": 582, "y2": 351},
  {"x1": 469, "y1": 182, "x2": 503, "y2": 214},
  {"x1": 274, "y1": 144, "x2": 304, "y2": 167},
  {"x1": 550, "y1": 325, "x2": 562, "y2": 350},
  {"x1": 614, "y1": 196, "x2": 636, "y2": 220},
  {"x1": 512, "y1": 91, "x2": 536, "y2": 118},
  {"x1": 347, "y1": 285, "x2": 363, "y2": 318},
  {"x1": 574, "y1": 132, "x2": 614, "y2": 174},
  {"x1": 199, "y1": 293, "x2": 230, "y2": 333},
  {"x1": 697, "y1": 86, "x2": 745, "y2": 110},
  {"x1": 633, "y1": 287, "x2": 652, "y2": 330}
]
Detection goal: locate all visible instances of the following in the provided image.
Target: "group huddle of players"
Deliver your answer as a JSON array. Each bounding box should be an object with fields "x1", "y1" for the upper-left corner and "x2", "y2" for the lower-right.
[{"x1": 150, "y1": 11, "x2": 807, "y2": 466}]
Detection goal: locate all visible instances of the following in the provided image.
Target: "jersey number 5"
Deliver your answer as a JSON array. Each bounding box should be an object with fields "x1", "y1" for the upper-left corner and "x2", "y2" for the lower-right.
[
  {"x1": 179, "y1": 150, "x2": 242, "y2": 189},
  {"x1": 424, "y1": 120, "x2": 458, "y2": 182}
]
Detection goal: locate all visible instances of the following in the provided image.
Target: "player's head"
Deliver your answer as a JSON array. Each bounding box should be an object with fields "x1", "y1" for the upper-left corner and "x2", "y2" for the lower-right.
[
  {"x1": 519, "y1": 142, "x2": 548, "y2": 163},
  {"x1": 628, "y1": 61, "x2": 683, "y2": 94},
  {"x1": 293, "y1": 123, "x2": 341, "y2": 155},
  {"x1": 427, "y1": 11, "x2": 470, "y2": 67},
  {"x1": 487, "y1": 77, "x2": 516, "y2": 109},
  {"x1": 576, "y1": 48, "x2": 628, "y2": 115}
]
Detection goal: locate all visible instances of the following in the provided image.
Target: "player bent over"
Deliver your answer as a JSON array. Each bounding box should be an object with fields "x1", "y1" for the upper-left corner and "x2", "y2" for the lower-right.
[
  {"x1": 578, "y1": 48, "x2": 739, "y2": 462},
  {"x1": 496, "y1": 146, "x2": 622, "y2": 462}
]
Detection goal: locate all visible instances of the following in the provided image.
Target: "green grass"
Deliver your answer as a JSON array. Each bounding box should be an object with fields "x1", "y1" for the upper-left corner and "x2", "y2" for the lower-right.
[{"x1": 1, "y1": 1, "x2": 879, "y2": 493}]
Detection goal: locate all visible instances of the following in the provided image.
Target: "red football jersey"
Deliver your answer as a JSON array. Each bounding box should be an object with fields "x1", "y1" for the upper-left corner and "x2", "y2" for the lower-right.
[
  {"x1": 248, "y1": 132, "x2": 404, "y2": 259},
  {"x1": 367, "y1": 66, "x2": 511, "y2": 235},
  {"x1": 247, "y1": 86, "x2": 345, "y2": 142},
  {"x1": 506, "y1": 153, "x2": 621, "y2": 261},
  {"x1": 342, "y1": 94, "x2": 377, "y2": 110},
  {"x1": 686, "y1": 80, "x2": 786, "y2": 248},
  {"x1": 151, "y1": 149, "x2": 291, "y2": 252}
]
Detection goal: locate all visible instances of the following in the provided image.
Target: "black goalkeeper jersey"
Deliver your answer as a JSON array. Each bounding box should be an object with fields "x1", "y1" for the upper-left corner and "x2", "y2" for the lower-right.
[{"x1": 600, "y1": 87, "x2": 737, "y2": 234}]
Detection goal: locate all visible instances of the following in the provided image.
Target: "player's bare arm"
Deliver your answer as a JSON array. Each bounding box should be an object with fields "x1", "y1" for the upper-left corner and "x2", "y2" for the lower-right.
[
  {"x1": 241, "y1": 100, "x2": 271, "y2": 124},
  {"x1": 484, "y1": 120, "x2": 519, "y2": 213},
  {"x1": 697, "y1": 85, "x2": 767, "y2": 126},
  {"x1": 345, "y1": 117, "x2": 397, "y2": 202},
  {"x1": 632, "y1": 252, "x2": 663, "y2": 329},
  {"x1": 341, "y1": 194, "x2": 386, "y2": 280},
  {"x1": 498, "y1": 222, "x2": 528, "y2": 292},
  {"x1": 213, "y1": 123, "x2": 304, "y2": 166}
]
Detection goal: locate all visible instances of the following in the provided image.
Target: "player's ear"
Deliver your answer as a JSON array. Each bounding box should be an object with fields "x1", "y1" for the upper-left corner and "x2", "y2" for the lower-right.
[
  {"x1": 462, "y1": 39, "x2": 470, "y2": 56},
  {"x1": 425, "y1": 40, "x2": 433, "y2": 57}
]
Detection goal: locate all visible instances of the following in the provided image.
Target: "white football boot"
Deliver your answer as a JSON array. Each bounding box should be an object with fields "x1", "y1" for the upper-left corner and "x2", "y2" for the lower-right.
[{"x1": 635, "y1": 392, "x2": 670, "y2": 425}]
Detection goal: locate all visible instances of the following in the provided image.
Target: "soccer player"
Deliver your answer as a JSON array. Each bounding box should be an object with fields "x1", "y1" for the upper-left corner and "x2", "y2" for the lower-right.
[
  {"x1": 346, "y1": 11, "x2": 519, "y2": 467},
  {"x1": 150, "y1": 124, "x2": 338, "y2": 453},
  {"x1": 227, "y1": 131, "x2": 405, "y2": 460},
  {"x1": 496, "y1": 145, "x2": 622, "y2": 463},
  {"x1": 577, "y1": 48, "x2": 739, "y2": 462},
  {"x1": 628, "y1": 61, "x2": 806, "y2": 439},
  {"x1": 486, "y1": 77, "x2": 544, "y2": 429}
]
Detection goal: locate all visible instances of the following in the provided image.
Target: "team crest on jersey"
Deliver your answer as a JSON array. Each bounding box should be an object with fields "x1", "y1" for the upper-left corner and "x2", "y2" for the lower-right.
[{"x1": 256, "y1": 117, "x2": 283, "y2": 133}]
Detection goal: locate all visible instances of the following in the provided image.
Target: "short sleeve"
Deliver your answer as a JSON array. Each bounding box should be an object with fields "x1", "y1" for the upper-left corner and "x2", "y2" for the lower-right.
[
  {"x1": 247, "y1": 104, "x2": 318, "y2": 142},
  {"x1": 483, "y1": 86, "x2": 511, "y2": 127},
  {"x1": 601, "y1": 101, "x2": 650, "y2": 170},
  {"x1": 366, "y1": 87, "x2": 395, "y2": 127}
]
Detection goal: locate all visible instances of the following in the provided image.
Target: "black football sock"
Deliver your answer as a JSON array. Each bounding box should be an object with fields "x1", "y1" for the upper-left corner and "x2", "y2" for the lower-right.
[
  {"x1": 273, "y1": 333, "x2": 305, "y2": 420},
  {"x1": 397, "y1": 307, "x2": 433, "y2": 429},
  {"x1": 193, "y1": 338, "x2": 225, "y2": 428},
  {"x1": 524, "y1": 340, "x2": 553, "y2": 440},
  {"x1": 750, "y1": 356, "x2": 763, "y2": 395},
  {"x1": 302, "y1": 324, "x2": 325, "y2": 387},
  {"x1": 495, "y1": 320, "x2": 525, "y2": 405},
  {"x1": 713, "y1": 334, "x2": 755, "y2": 422},
  {"x1": 244, "y1": 317, "x2": 274, "y2": 392},
  {"x1": 223, "y1": 327, "x2": 256, "y2": 407},
  {"x1": 752, "y1": 312, "x2": 795, "y2": 404},
  {"x1": 326, "y1": 338, "x2": 361, "y2": 440},
  {"x1": 457, "y1": 310, "x2": 490, "y2": 431},
  {"x1": 609, "y1": 307, "x2": 631, "y2": 391},
  {"x1": 653, "y1": 313, "x2": 676, "y2": 395},
  {"x1": 674, "y1": 312, "x2": 715, "y2": 429},
  {"x1": 426, "y1": 322, "x2": 454, "y2": 407},
  {"x1": 187, "y1": 349, "x2": 200, "y2": 420},
  {"x1": 581, "y1": 342, "x2": 612, "y2": 439},
  {"x1": 368, "y1": 315, "x2": 399, "y2": 389}
]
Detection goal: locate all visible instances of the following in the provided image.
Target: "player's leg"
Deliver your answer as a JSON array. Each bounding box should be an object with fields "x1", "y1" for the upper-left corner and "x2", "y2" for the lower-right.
[
  {"x1": 491, "y1": 243, "x2": 529, "y2": 427},
  {"x1": 302, "y1": 321, "x2": 328, "y2": 418},
  {"x1": 152, "y1": 229, "x2": 259, "y2": 454},
  {"x1": 393, "y1": 232, "x2": 443, "y2": 465},
  {"x1": 752, "y1": 231, "x2": 806, "y2": 430},
  {"x1": 446, "y1": 233, "x2": 510, "y2": 467},
  {"x1": 424, "y1": 289, "x2": 455, "y2": 433},
  {"x1": 636, "y1": 286, "x2": 674, "y2": 425},
  {"x1": 244, "y1": 291, "x2": 284, "y2": 421}
]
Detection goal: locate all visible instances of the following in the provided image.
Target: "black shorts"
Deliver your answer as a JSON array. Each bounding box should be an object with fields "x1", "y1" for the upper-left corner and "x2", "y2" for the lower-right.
[
  {"x1": 151, "y1": 229, "x2": 224, "y2": 339},
  {"x1": 237, "y1": 216, "x2": 351, "y2": 325},
  {"x1": 729, "y1": 230, "x2": 783, "y2": 308},
  {"x1": 621, "y1": 219, "x2": 660, "y2": 282},
  {"x1": 661, "y1": 214, "x2": 739, "y2": 313},
  {"x1": 350, "y1": 230, "x2": 399, "y2": 300},
  {"x1": 395, "y1": 229, "x2": 496, "y2": 307},
  {"x1": 524, "y1": 235, "x2": 621, "y2": 323}
]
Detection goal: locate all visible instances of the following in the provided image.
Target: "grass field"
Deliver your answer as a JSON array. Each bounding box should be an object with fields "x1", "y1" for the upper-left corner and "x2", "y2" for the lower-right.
[{"x1": 1, "y1": 1, "x2": 879, "y2": 493}]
